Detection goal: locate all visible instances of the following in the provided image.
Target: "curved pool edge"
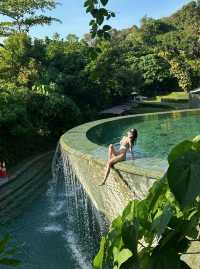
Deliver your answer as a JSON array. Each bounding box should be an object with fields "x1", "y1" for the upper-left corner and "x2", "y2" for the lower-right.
[
  {"x1": 59, "y1": 108, "x2": 200, "y2": 223},
  {"x1": 60, "y1": 108, "x2": 200, "y2": 179}
]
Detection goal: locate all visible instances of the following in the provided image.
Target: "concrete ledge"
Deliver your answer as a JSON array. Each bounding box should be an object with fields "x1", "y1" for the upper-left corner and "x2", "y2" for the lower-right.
[{"x1": 60, "y1": 108, "x2": 200, "y2": 222}]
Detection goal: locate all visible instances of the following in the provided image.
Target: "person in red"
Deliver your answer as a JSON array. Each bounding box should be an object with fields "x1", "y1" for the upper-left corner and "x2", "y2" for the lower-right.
[{"x1": 2, "y1": 161, "x2": 7, "y2": 178}]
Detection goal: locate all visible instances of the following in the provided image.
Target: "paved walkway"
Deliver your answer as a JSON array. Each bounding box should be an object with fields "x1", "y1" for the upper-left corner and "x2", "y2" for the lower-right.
[{"x1": 99, "y1": 103, "x2": 134, "y2": 115}]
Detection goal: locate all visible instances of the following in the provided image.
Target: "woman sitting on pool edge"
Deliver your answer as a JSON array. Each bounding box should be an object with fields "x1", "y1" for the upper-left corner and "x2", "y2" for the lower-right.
[{"x1": 100, "y1": 128, "x2": 138, "y2": 186}]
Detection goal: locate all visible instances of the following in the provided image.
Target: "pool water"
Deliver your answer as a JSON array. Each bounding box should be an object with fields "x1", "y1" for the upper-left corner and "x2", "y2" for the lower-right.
[
  {"x1": 130, "y1": 112, "x2": 200, "y2": 159},
  {"x1": 1, "y1": 160, "x2": 103, "y2": 269},
  {"x1": 89, "y1": 111, "x2": 200, "y2": 173}
]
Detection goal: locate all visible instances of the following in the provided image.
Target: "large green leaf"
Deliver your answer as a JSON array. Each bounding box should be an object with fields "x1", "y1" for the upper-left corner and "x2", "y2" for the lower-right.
[
  {"x1": 148, "y1": 248, "x2": 183, "y2": 269},
  {"x1": 103, "y1": 25, "x2": 111, "y2": 31},
  {"x1": 96, "y1": 15, "x2": 104, "y2": 25},
  {"x1": 168, "y1": 140, "x2": 194, "y2": 164},
  {"x1": 122, "y1": 220, "x2": 138, "y2": 253},
  {"x1": 147, "y1": 176, "x2": 168, "y2": 213},
  {"x1": 135, "y1": 200, "x2": 151, "y2": 229},
  {"x1": 151, "y1": 204, "x2": 173, "y2": 236},
  {"x1": 116, "y1": 249, "x2": 133, "y2": 269},
  {"x1": 112, "y1": 216, "x2": 123, "y2": 231},
  {"x1": 108, "y1": 229, "x2": 123, "y2": 254},
  {"x1": 169, "y1": 216, "x2": 199, "y2": 239},
  {"x1": 167, "y1": 150, "x2": 200, "y2": 208},
  {"x1": 122, "y1": 201, "x2": 136, "y2": 221},
  {"x1": 168, "y1": 140, "x2": 200, "y2": 165},
  {"x1": 158, "y1": 230, "x2": 191, "y2": 253},
  {"x1": 120, "y1": 256, "x2": 139, "y2": 269},
  {"x1": 93, "y1": 236, "x2": 106, "y2": 269},
  {"x1": 100, "y1": 0, "x2": 108, "y2": 6}
]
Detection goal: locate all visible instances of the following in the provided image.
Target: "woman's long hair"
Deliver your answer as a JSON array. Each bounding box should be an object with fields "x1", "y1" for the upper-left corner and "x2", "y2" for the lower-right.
[{"x1": 130, "y1": 129, "x2": 138, "y2": 145}]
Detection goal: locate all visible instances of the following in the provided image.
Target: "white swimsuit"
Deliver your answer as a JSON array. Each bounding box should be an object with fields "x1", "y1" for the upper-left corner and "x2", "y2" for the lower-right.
[
  {"x1": 119, "y1": 138, "x2": 129, "y2": 151},
  {"x1": 119, "y1": 144, "x2": 128, "y2": 150}
]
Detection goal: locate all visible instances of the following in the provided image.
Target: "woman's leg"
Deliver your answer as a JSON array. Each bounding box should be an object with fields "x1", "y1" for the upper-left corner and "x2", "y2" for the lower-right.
[
  {"x1": 108, "y1": 144, "x2": 117, "y2": 160},
  {"x1": 100, "y1": 154, "x2": 125, "y2": 186}
]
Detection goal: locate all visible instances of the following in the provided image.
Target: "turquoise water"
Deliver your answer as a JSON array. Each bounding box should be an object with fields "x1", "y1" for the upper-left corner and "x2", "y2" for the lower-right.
[
  {"x1": 130, "y1": 112, "x2": 200, "y2": 159},
  {"x1": 1, "y1": 158, "x2": 103, "y2": 269},
  {"x1": 91, "y1": 111, "x2": 200, "y2": 160}
]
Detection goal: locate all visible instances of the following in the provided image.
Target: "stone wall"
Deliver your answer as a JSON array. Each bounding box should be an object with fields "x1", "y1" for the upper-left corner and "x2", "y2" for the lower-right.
[{"x1": 61, "y1": 146, "x2": 157, "y2": 222}]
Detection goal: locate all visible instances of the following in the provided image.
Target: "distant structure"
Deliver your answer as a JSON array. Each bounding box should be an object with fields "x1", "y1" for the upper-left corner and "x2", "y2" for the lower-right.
[
  {"x1": 189, "y1": 88, "x2": 200, "y2": 107},
  {"x1": 130, "y1": 91, "x2": 138, "y2": 103},
  {"x1": 99, "y1": 91, "x2": 147, "y2": 115}
]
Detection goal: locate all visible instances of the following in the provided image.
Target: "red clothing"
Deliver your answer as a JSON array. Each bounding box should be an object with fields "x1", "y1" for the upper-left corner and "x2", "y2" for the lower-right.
[{"x1": 2, "y1": 169, "x2": 7, "y2": 178}]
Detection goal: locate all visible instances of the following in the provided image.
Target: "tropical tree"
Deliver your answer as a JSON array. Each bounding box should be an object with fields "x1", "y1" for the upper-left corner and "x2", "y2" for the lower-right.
[
  {"x1": 159, "y1": 51, "x2": 192, "y2": 92},
  {"x1": 0, "y1": 33, "x2": 33, "y2": 81},
  {"x1": 0, "y1": 0, "x2": 60, "y2": 36},
  {"x1": 137, "y1": 54, "x2": 173, "y2": 95}
]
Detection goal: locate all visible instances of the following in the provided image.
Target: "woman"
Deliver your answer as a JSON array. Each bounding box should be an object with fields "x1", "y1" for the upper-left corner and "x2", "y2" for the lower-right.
[{"x1": 100, "y1": 128, "x2": 138, "y2": 186}]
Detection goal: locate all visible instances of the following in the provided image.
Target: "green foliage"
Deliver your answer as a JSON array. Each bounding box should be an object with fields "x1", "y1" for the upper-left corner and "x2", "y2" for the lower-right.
[
  {"x1": 84, "y1": 0, "x2": 115, "y2": 39},
  {"x1": 140, "y1": 17, "x2": 175, "y2": 46},
  {"x1": 0, "y1": 234, "x2": 20, "y2": 267},
  {"x1": 156, "y1": 92, "x2": 189, "y2": 103},
  {"x1": 0, "y1": 0, "x2": 60, "y2": 36},
  {"x1": 167, "y1": 140, "x2": 200, "y2": 208},
  {"x1": 93, "y1": 138, "x2": 200, "y2": 269},
  {"x1": 169, "y1": 58, "x2": 192, "y2": 92},
  {"x1": 1, "y1": 1, "x2": 200, "y2": 166}
]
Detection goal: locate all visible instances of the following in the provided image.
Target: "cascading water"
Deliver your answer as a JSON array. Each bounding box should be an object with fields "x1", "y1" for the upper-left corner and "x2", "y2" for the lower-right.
[
  {"x1": 51, "y1": 144, "x2": 107, "y2": 268},
  {"x1": 2, "y1": 145, "x2": 107, "y2": 269}
]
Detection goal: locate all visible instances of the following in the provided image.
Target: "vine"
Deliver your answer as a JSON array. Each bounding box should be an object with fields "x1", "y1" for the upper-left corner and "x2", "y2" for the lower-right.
[{"x1": 93, "y1": 136, "x2": 200, "y2": 269}]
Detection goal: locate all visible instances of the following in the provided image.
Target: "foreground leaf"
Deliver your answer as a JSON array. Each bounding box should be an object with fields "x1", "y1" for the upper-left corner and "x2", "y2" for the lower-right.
[
  {"x1": 0, "y1": 234, "x2": 10, "y2": 253},
  {"x1": 168, "y1": 140, "x2": 194, "y2": 164},
  {"x1": 148, "y1": 248, "x2": 184, "y2": 269},
  {"x1": 93, "y1": 236, "x2": 106, "y2": 269},
  {"x1": 0, "y1": 258, "x2": 20, "y2": 266},
  {"x1": 100, "y1": 0, "x2": 109, "y2": 6},
  {"x1": 167, "y1": 150, "x2": 200, "y2": 208},
  {"x1": 151, "y1": 204, "x2": 173, "y2": 236},
  {"x1": 122, "y1": 220, "x2": 138, "y2": 253},
  {"x1": 116, "y1": 249, "x2": 133, "y2": 268}
]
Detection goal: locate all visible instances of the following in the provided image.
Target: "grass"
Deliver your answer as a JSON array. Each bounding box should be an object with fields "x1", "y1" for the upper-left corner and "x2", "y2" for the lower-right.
[
  {"x1": 155, "y1": 92, "x2": 189, "y2": 102},
  {"x1": 124, "y1": 102, "x2": 173, "y2": 115},
  {"x1": 142, "y1": 91, "x2": 190, "y2": 110}
]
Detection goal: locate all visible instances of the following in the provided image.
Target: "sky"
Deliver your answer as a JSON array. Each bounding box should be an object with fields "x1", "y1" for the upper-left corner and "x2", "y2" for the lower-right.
[{"x1": 2, "y1": 0, "x2": 193, "y2": 39}]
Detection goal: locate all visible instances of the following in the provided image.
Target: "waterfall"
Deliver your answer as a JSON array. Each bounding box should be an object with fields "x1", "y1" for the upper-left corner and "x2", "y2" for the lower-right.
[{"x1": 51, "y1": 144, "x2": 107, "y2": 268}]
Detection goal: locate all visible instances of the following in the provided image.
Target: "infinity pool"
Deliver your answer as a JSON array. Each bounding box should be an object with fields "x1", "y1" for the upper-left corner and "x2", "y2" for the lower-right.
[{"x1": 88, "y1": 110, "x2": 200, "y2": 173}]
